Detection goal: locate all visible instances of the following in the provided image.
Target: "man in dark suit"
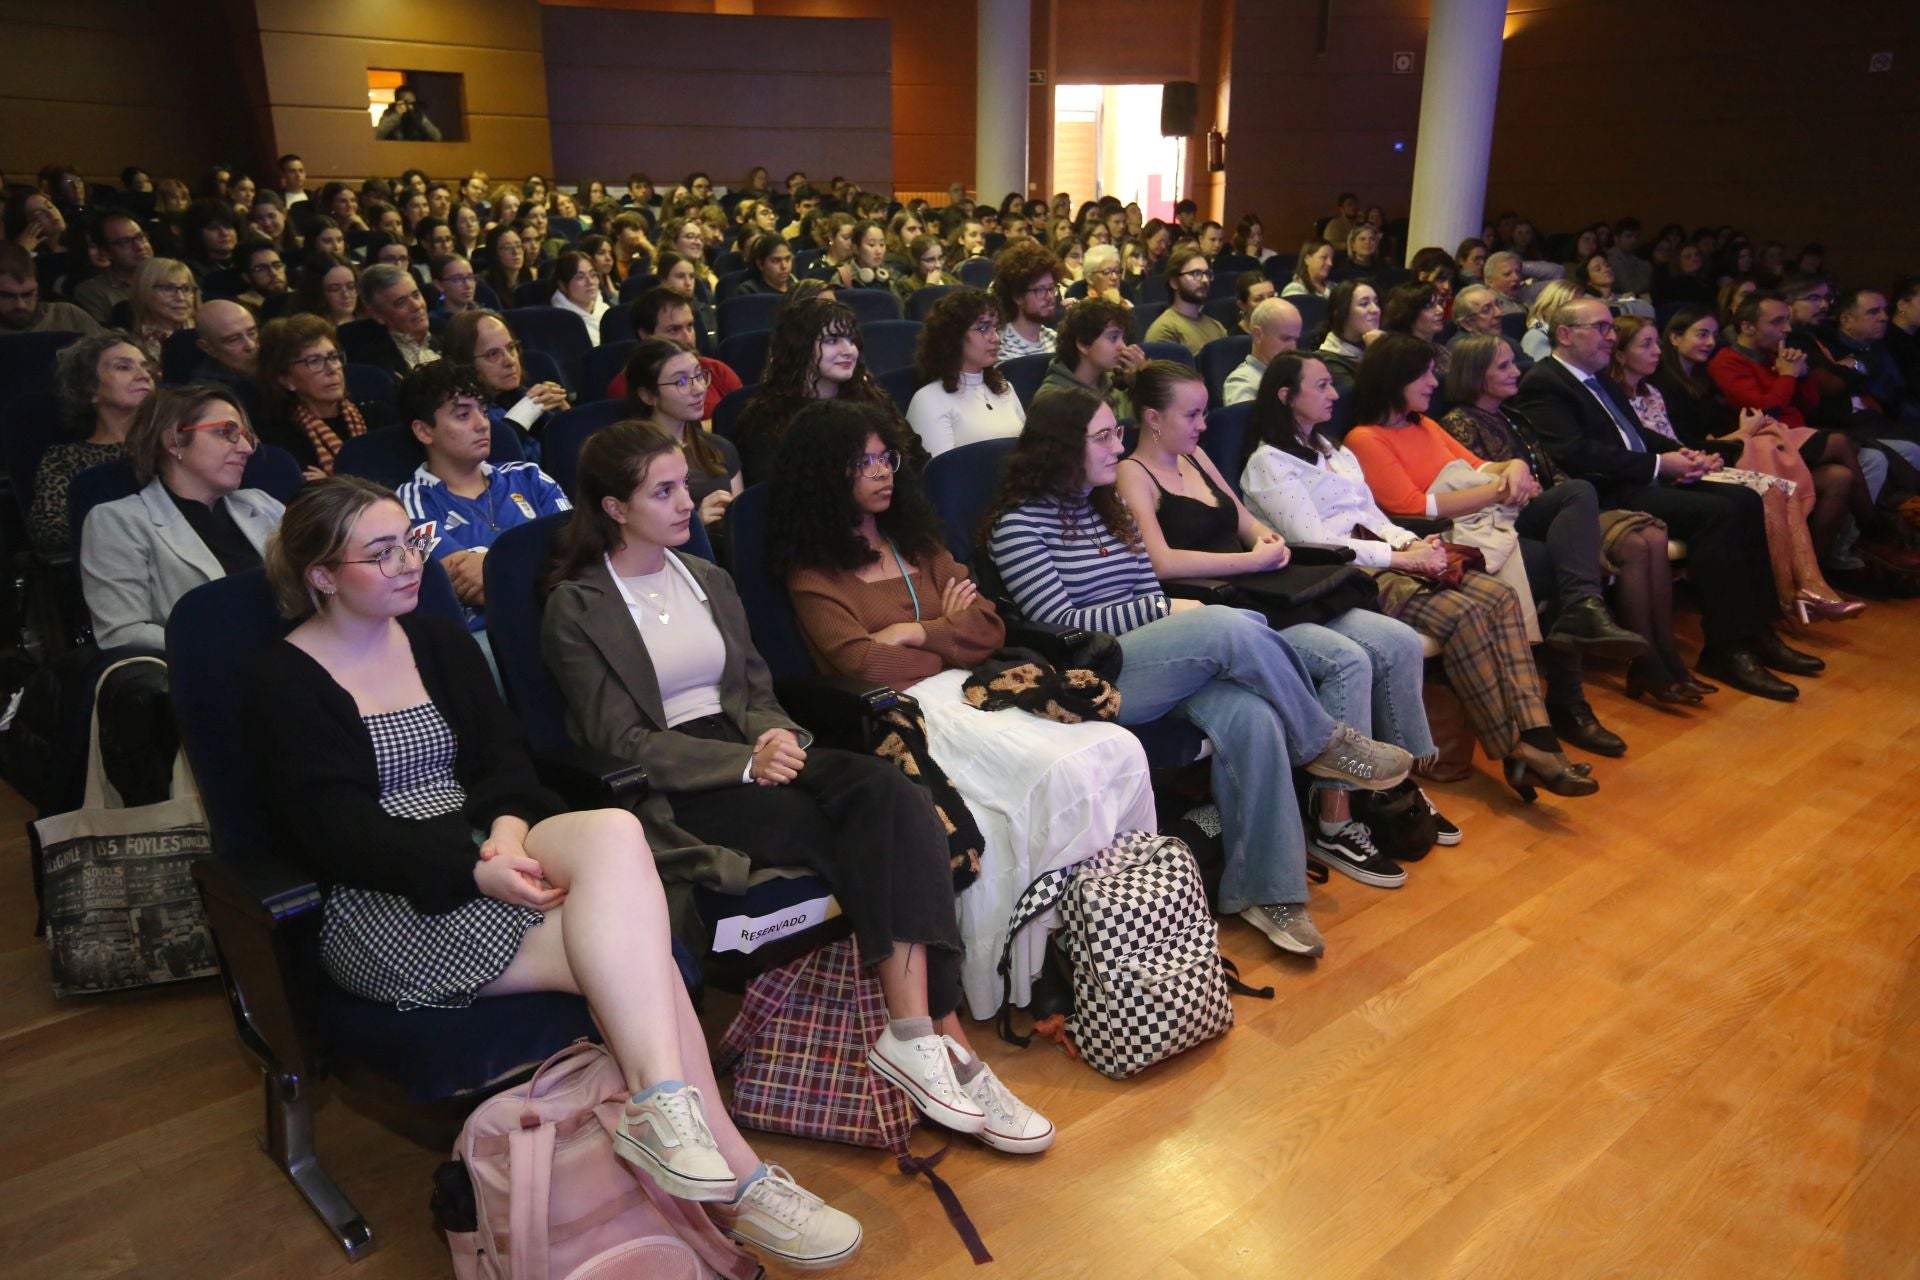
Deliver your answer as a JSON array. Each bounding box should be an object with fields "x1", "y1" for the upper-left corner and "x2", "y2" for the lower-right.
[{"x1": 1511, "y1": 296, "x2": 1817, "y2": 701}]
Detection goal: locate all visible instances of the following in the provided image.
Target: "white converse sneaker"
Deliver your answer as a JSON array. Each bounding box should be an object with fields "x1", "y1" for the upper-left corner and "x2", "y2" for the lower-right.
[
  {"x1": 868, "y1": 1028, "x2": 988, "y2": 1133},
  {"x1": 961, "y1": 1062, "x2": 1055, "y2": 1154},
  {"x1": 711, "y1": 1165, "x2": 862, "y2": 1271},
  {"x1": 614, "y1": 1083, "x2": 737, "y2": 1201}
]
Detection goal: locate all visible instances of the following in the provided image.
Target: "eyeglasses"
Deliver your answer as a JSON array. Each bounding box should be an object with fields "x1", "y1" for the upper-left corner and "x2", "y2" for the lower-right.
[
  {"x1": 852, "y1": 449, "x2": 901, "y2": 479},
  {"x1": 292, "y1": 350, "x2": 345, "y2": 373},
  {"x1": 1023, "y1": 282, "x2": 1057, "y2": 296},
  {"x1": 249, "y1": 260, "x2": 286, "y2": 274},
  {"x1": 180, "y1": 419, "x2": 257, "y2": 446},
  {"x1": 441, "y1": 271, "x2": 476, "y2": 286},
  {"x1": 152, "y1": 282, "x2": 195, "y2": 298},
  {"x1": 104, "y1": 232, "x2": 149, "y2": 251},
  {"x1": 477, "y1": 340, "x2": 523, "y2": 363},
  {"x1": 336, "y1": 535, "x2": 434, "y2": 578},
  {"x1": 1091, "y1": 266, "x2": 1122, "y2": 279},
  {"x1": 1086, "y1": 426, "x2": 1124, "y2": 446},
  {"x1": 658, "y1": 367, "x2": 713, "y2": 392},
  {"x1": 970, "y1": 319, "x2": 998, "y2": 336},
  {"x1": 1564, "y1": 320, "x2": 1616, "y2": 335},
  {"x1": 1179, "y1": 269, "x2": 1213, "y2": 281}
]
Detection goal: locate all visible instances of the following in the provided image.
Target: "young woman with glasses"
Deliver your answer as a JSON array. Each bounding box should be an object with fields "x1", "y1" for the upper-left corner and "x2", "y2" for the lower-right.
[
  {"x1": 291, "y1": 252, "x2": 360, "y2": 327},
  {"x1": 622, "y1": 339, "x2": 740, "y2": 527}
]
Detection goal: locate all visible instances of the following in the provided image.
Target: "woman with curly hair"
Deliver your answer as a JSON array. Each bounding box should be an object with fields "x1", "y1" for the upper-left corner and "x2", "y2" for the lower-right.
[
  {"x1": 542, "y1": 420, "x2": 1048, "y2": 1162},
  {"x1": 984, "y1": 387, "x2": 1414, "y2": 959},
  {"x1": 34, "y1": 332, "x2": 154, "y2": 556},
  {"x1": 771, "y1": 399, "x2": 1151, "y2": 1021},
  {"x1": 904, "y1": 288, "x2": 1024, "y2": 454},
  {"x1": 731, "y1": 297, "x2": 910, "y2": 484}
]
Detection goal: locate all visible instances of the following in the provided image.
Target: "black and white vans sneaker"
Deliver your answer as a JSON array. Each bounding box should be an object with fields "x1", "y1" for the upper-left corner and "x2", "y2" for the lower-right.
[
  {"x1": 1309, "y1": 821, "x2": 1407, "y2": 889},
  {"x1": 1421, "y1": 788, "x2": 1462, "y2": 846}
]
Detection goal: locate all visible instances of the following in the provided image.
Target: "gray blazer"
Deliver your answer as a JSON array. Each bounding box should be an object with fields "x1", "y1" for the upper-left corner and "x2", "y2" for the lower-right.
[
  {"x1": 541, "y1": 552, "x2": 803, "y2": 902},
  {"x1": 80, "y1": 477, "x2": 284, "y2": 650}
]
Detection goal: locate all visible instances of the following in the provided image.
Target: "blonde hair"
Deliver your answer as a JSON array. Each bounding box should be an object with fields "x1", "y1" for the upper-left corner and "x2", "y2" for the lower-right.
[
  {"x1": 129, "y1": 257, "x2": 199, "y2": 336},
  {"x1": 264, "y1": 476, "x2": 403, "y2": 618},
  {"x1": 1526, "y1": 278, "x2": 1582, "y2": 329}
]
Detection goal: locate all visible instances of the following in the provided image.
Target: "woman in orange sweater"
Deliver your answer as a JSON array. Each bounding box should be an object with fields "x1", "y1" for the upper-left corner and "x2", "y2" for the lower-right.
[
  {"x1": 1343, "y1": 335, "x2": 1649, "y2": 755},
  {"x1": 769, "y1": 399, "x2": 1156, "y2": 1021}
]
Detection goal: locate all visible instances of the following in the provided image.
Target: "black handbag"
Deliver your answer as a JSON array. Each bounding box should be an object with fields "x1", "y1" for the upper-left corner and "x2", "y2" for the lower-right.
[{"x1": 1211, "y1": 563, "x2": 1380, "y2": 630}]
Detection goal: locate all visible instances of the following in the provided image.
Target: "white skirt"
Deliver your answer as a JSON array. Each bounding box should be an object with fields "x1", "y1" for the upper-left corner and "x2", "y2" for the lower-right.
[{"x1": 904, "y1": 668, "x2": 1157, "y2": 1018}]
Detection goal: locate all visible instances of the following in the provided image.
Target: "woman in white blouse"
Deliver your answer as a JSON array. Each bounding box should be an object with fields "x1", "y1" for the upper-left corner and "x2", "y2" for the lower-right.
[
  {"x1": 549, "y1": 249, "x2": 609, "y2": 346},
  {"x1": 904, "y1": 288, "x2": 1026, "y2": 455},
  {"x1": 1239, "y1": 352, "x2": 1599, "y2": 805}
]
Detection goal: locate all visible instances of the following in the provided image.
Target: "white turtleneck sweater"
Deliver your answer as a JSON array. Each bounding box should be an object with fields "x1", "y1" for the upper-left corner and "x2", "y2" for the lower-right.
[
  {"x1": 905, "y1": 368, "x2": 1027, "y2": 456},
  {"x1": 551, "y1": 289, "x2": 608, "y2": 346}
]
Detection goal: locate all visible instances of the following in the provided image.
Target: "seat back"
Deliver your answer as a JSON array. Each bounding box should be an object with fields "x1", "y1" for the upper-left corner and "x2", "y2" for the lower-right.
[
  {"x1": 841, "y1": 289, "x2": 903, "y2": 327},
  {"x1": 922, "y1": 436, "x2": 1017, "y2": 562},
  {"x1": 717, "y1": 293, "x2": 781, "y2": 341},
  {"x1": 598, "y1": 306, "x2": 636, "y2": 347},
  {"x1": 618, "y1": 272, "x2": 659, "y2": 303},
  {"x1": 1201, "y1": 296, "x2": 1241, "y2": 331},
  {"x1": 711, "y1": 386, "x2": 755, "y2": 441},
  {"x1": 578, "y1": 339, "x2": 636, "y2": 402},
  {"x1": 1500, "y1": 311, "x2": 1527, "y2": 342},
  {"x1": 1197, "y1": 335, "x2": 1253, "y2": 406},
  {"x1": 712, "y1": 269, "x2": 751, "y2": 303},
  {"x1": 333, "y1": 422, "x2": 525, "y2": 490},
  {"x1": 1141, "y1": 340, "x2": 1196, "y2": 369},
  {"x1": 1, "y1": 386, "x2": 67, "y2": 521},
  {"x1": 1133, "y1": 301, "x2": 1168, "y2": 338},
  {"x1": 503, "y1": 308, "x2": 593, "y2": 390},
  {"x1": 160, "y1": 328, "x2": 204, "y2": 385},
  {"x1": 1001, "y1": 353, "x2": 1053, "y2": 409},
  {"x1": 513, "y1": 279, "x2": 549, "y2": 309},
  {"x1": 540, "y1": 399, "x2": 629, "y2": 499},
  {"x1": 1290, "y1": 293, "x2": 1328, "y2": 334},
  {"x1": 956, "y1": 258, "x2": 994, "y2": 289},
  {"x1": 1214, "y1": 253, "x2": 1260, "y2": 277},
  {"x1": 720, "y1": 484, "x2": 816, "y2": 682},
  {"x1": 907, "y1": 284, "x2": 960, "y2": 321},
  {"x1": 168, "y1": 561, "x2": 463, "y2": 858},
  {"x1": 1201, "y1": 402, "x2": 1255, "y2": 494},
  {"x1": 716, "y1": 330, "x2": 771, "y2": 386},
  {"x1": 878, "y1": 366, "x2": 919, "y2": 415},
  {"x1": 859, "y1": 319, "x2": 921, "y2": 375},
  {"x1": 0, "y1": 330, "x2": 84, "y2": 395},
  {"x1": 344, "y1": 362, "x2": 397, "y2": 408},
  {"x1": 1135, "y1": 275, "x2": 1170, "y2": 306}
]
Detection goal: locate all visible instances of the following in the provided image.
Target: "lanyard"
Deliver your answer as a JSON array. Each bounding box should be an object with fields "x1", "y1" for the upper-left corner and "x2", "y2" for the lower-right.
[{"x1": 887, "y1": 540, "x2": 921, "y2": 621}]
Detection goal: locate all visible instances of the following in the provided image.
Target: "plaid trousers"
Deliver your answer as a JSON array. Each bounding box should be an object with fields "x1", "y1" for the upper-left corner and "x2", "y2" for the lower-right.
[{"x1": 1390, "y1": 571, "x2": 1547, "y2": 760}]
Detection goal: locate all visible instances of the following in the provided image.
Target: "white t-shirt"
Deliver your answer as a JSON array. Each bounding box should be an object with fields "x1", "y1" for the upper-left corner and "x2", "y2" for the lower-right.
[{"x1": 906, "y1": 369, "x2": 1027, "y2": 455}]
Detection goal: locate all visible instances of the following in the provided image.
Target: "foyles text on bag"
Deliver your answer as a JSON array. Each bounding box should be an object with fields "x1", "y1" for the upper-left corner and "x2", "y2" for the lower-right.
[{"x1": 34, "y1": 657, "x2": 217, "y2": 996}]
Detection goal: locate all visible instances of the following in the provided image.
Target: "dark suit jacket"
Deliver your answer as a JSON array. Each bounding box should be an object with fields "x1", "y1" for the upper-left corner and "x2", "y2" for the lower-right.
[
  {"x1": 338, "y1": 319, "x2": 443, "y2": 380},
  {"x1": 1510, "y1": 354, "x2": 1674, "y2": 494}
]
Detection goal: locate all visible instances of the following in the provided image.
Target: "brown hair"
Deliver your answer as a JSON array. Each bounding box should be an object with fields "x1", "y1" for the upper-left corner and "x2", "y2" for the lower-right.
[
  {"x1": 622, "y1": 338, "x2": 729, "y2": 477},
  {"x1": 124, "y1": 384, "x2": 254, "y2": 486},
  {"x1": 256, "y1": 313, "x2": 340, "y2": 425},
  {"x1": 545, "y1": 420, "x2": 685, "y2": 590},
  {"x1": 264, "y1": 475, "x2": 403, "y2": 618}
]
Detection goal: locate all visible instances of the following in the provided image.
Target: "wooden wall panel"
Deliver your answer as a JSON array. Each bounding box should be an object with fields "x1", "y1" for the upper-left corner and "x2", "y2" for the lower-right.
[
  {"x1": 540, "y1": 7, "x2": 892, "y2": 191},
  {"x1": 255, "y1": 0, "x2": 553, "y2": 187}
]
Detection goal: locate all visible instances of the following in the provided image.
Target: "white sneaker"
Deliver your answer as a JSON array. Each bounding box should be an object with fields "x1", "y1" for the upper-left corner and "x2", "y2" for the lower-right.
[
  {"x1": 614, "y1": 1083, "x2": 737, "y2": 1201},
  {"x1": 867, "y1": 1028, "x2": 988, "y2": 1133},
  {"x1": 962, "y1": 1062, "x2": 1055, "y2": 1154},
  {"x1": 711, "y1": 1165, "x2": 862, "y2": 1271}
]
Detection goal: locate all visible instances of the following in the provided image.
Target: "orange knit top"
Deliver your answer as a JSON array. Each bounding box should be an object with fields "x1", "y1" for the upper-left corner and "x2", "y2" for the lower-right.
[{"x1": 1343, "y1": 415, "x2": 1489, "y2": 517}]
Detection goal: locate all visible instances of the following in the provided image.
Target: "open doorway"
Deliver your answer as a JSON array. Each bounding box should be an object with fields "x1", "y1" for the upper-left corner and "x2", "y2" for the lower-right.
[{"x1": 1051, "y1": 84, "x2": 1184, "y2": 221}]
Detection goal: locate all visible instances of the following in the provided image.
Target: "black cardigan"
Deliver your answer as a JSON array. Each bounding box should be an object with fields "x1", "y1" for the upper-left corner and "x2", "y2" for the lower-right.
[{"x1": 246, "y1": 611, "x2": 563, "y2": 914}]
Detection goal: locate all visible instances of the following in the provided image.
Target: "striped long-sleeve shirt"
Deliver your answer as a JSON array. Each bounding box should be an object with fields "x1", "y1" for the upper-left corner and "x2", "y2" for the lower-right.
[{"x1": 988, "y1": 499, "x2": 1169, "y2": 636}]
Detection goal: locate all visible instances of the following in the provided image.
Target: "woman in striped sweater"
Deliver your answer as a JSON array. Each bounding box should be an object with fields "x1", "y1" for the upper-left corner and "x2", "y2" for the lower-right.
[{"x1": 983, "y1": 387, "x2": 1414, "y2": 960}]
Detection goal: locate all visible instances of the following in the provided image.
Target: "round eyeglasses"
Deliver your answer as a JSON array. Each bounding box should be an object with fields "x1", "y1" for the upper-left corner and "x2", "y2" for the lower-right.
[{"x1": 336, "y1": 535, "x2": 433, "y2": 577}]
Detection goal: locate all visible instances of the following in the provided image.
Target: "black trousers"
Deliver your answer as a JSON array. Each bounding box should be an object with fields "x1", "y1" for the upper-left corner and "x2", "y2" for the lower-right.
[
  {"x1": 666, "y1": 717, "x2": 965, "y2": 1020},
  {"x1": 1603, "y1": 479, "x2": 1775, "y2": 649},
  {"x1": 1512, "y1": 479, "x2": 1604, "y2": 609}
]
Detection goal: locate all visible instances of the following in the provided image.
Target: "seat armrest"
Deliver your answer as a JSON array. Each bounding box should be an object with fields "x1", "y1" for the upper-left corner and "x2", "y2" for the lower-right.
[
  {"x1": 1163, "y1": 577, "x2": 1236, "y2": 603},
  {"x1": 999, "y1": 617, "x2": 1093, "y2": 667},
  {"x1": 535, "y1": 744, "x2": 649, "y2": 809},
  {"x1": 194, "y1": 854, "x2": 325, "y2": 1080},
  {"x1": 1397, "y1": 516, "x2": 1454, "y2": 536},
  {"x1": 777, "y1": 675, "x2": 917, "y2": 753},
  {"x1": 1287, "y1": 542, "x2": 1357, "y2": 566}
]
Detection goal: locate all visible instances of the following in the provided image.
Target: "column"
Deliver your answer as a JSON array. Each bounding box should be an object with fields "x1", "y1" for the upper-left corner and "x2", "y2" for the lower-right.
[
  {"x1": 975, "y1": 0, "x2": 1030, "y2": 202},
  {"x1": 1405, "y1": 0, "x2": 1507, "y2": 256}
]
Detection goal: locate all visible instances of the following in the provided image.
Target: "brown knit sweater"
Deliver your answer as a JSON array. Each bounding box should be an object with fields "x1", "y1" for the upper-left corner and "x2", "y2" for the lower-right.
[{"x1": 787, "y1": 547, "x2": 1006, "y2": 685}]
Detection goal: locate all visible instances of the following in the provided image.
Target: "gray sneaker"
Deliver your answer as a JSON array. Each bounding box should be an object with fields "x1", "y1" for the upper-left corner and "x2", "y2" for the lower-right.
[
  {"x1": 1306, "y1": 725, "x2": 1412, "y2": 790},
  {"x1": 1240, "y1": 903, "x2": 1326, "y2": 957}
]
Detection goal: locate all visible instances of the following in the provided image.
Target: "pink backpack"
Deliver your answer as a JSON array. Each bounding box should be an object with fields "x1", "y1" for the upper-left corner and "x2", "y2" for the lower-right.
[{"x1": 441, "y1": 1039, "x2": 762, "y2": 1280}]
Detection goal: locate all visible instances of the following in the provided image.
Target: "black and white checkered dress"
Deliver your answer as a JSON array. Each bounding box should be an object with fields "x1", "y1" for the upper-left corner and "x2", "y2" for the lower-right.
[{"x1": 319, "y1": 702, "x2": 546, "y2": 1009}]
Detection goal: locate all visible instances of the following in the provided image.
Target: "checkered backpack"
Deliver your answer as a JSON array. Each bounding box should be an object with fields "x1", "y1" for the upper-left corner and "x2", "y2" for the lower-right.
[{"x1": 996, "y1": 831, "x2": 1263, "y2": 1080}]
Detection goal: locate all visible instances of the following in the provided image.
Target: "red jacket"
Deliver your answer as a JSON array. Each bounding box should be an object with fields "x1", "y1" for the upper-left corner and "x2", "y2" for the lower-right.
[{"x1": 1706, "y1": 346, "x2": 1818, "y2": 429}]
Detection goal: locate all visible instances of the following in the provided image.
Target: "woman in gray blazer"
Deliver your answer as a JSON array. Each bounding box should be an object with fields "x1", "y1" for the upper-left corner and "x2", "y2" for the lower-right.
[
  {"x1": 541, "y1": 421, "x2": 1055, "y2": 1157},
  {"x1": 79, "y1": 385, "x2": 284, "y2": 650}
]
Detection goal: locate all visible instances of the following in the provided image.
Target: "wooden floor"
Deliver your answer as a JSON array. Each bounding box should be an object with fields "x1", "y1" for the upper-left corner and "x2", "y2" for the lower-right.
[{"x1": 3, "y1": 605, "x2": 1918, "y2": 1280}]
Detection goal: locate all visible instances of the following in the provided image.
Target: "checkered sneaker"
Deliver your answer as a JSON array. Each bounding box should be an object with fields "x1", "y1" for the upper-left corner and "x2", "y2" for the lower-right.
[{"x1": 999, "y1": 832, "x2": 1236, "y2": 1080}]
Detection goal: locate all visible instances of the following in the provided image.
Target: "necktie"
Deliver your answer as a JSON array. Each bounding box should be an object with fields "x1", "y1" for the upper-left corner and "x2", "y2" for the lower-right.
[{"x1": 1583, "y1": 374, "x2": 1644, "y2": 453}]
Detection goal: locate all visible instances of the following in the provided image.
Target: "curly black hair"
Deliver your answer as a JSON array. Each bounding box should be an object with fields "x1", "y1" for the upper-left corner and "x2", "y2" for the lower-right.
[
  {"x1": 764, "y1": 400, "x2": 944, "y2": 578},
  {"x1": 976, "y1": 386, "x2": 1140, "y2": 554},
  {"x1": 732, "y1": 298, "x2": 901, "y2": 463},
  {"x1": 914, "y1": 288, "x2": 1009, "y2": 394},
  {"x1": 397, "y1": 359, "x2": 490, "y2": 430}
]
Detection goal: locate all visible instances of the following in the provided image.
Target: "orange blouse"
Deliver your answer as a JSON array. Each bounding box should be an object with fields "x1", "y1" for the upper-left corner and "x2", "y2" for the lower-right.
[{"x1": 1343, "y1": 416, "x2": 1488, "y2": 517}]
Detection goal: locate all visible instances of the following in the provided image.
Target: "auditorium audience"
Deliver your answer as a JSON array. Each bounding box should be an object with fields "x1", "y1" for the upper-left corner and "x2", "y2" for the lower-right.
[
  {"x1": 737, "y1": 234, "x2": 796, "y2": 296},
  {"x1": 0, "y1": 241, "x2": 102, "y2": 335},
  {"x1": 1379, "y1": 281, "x2": 1450, "y2": 379},
  {"x1": 74, "y1": 212, "x2": 153, "y2": 323},
  {"x1": 480, "y1": 224, "x2": 529, "y2": 302},
  {"x1": 1483, "y1": 251, "x2": 1529, "y2": 317},
  {"x1": 906, "y1": 288, "x2": 1025, "y2": 455},
  {"x1": 1521, "y1": 280, "x2": 1583, "y2": 362},
  {"x1": 290, "y1": 253, "x2": 359, "y2": 327},
  {"x1": 346, "y1": 263, "x2": 441, "y2": 375},
  {"x1": 192, "y1": 300, "x2": 259, "y2": 386},
  {"x1": 548, "y1": 249, "x2": 609, "y2": 346},
  {"x1": 439, "y1": 308, "x2": 570, "y2": 450}
]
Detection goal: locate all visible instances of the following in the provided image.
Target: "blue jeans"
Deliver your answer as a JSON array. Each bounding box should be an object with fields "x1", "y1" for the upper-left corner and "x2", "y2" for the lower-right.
[
  {"x1": 1113, "y1": 606, "x2": 1335, "y2": 912},
  {"x1": 1281, "y1": 611, "x2": 1436, "y2": 762}
]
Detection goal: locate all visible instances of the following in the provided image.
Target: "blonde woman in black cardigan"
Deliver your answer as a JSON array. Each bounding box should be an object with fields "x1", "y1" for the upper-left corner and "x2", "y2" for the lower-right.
[{"x1": 248, "y1": 477, "x2": 861, "y2": 1271}]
